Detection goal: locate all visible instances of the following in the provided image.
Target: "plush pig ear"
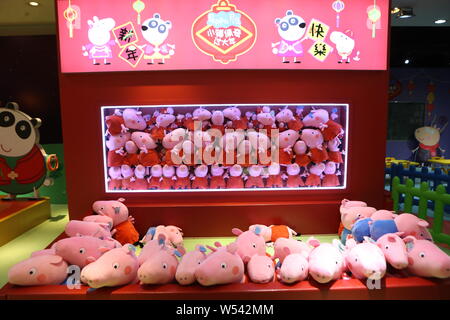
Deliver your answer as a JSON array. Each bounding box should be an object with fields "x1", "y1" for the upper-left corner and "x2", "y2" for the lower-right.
[
  {"x1": 157, "y1": 233, "x2": 167, "y2": 246},
  {"x1": 99, "y1": 223, "x2": 110, "y2": 230},
  {"x1": 283, "y1": 247, "x2": 291, "y2": 256},
  {"x1": 146, "y1": 227, "x2": 156, "y2": 239},
  {"x1": 49, "y1": 255, "x2": 64, "y2": 265},
  {"x1": 387, "y1": 235, "x2": 397, "y2": 243},
  {"x1": 346, "y1": 239, "x2": 357, "y2": 249},
  {"x1": 307, "y1": 237, "x2": 320, "y2": 248},
  {"x1": 175, "y1": 246, "x2": 186, "y2": 256},
  {"x1": 254, "y1": 226, "x2": 262, "y2": 236},
  {"x1": 418, "y1": 220, "x2": 429, "y2": 228},
  {"x1": 242, "y1": 255, "x2": 251, "y2": 263},
  {"x1": 117, "y1": 198, "x2": 126, "y2": 203},
  {"x1": 232, "y1": 228, "x2": 243, "y2": 236},
  {"x1": 196, "y1": 245, "x2": 207, "y2": 253},
  {"x1": 122, "y1": 244, "x2": 136, "y2": 255},
  {"x1": 226, "y1": 242, "x2": 238, "y2": 254},
  {"x1": 403, "y1": 236, "x2": 416, "y2": 252},
  {"x1": 395, "y1": 232, "x2": 404, "y2": 237},
  {"x1": 214, "y1": 241, "x2": 222, "y2": 248}
]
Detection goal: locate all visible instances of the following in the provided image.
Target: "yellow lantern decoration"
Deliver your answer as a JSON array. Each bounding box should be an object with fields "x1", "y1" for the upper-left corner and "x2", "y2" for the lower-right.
[
  {"x1": 63, "y1": 0, "x2": 78, "y2": 38},
  {"x1": 133, "y1": 0, "x2": 145, "y2": 25},
  {"x1": 368, "y1": 0, "x2": 381, "y2": 38}
]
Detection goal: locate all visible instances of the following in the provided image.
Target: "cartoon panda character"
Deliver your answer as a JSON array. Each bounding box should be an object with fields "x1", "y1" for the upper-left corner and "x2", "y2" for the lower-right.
[
  {"x1": 272, "y1": 10, "x2": 307, "y2": 63},
  {"x1": 0, "y1": 102, "x2": 57, "y2": 200},
  {"x1": 140, "y1": 13, "x2": 176, "y2": 65}
]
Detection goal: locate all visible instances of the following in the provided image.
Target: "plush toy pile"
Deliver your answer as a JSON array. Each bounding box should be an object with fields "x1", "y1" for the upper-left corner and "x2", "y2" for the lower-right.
[
  {"x1": 8, "y1": 201, "x2": 450, "y2": 288},
  {"x1": 104, "y1": 105, "x2": 346, "y2": 190}
]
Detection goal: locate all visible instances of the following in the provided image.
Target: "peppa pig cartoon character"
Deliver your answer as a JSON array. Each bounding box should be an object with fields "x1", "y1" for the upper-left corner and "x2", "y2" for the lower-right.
[
  {"x1": 8, "y1": 254, "x2": 68, "y2": 286},
  {"x1": 226, "y1": 164, "x2": 244, "y2": 189},
  {"x1": 120, "y1": 164, "x2": 134, "y2": 190},
  {"x1": 376, "y1": 233, "x2": 408, "y2": 270},
  {"x1": 148, "y1": 165, "x2": 163, "y2": 189},
  {"x1": 82, "y1": 16, "x2": 116, "y2": 65},
  {"x1": 123, "y1": 109, "x2": 147, "y2": 131},
  {"x1": 403, "y1": 236, "x2": 450, "y2": 278},
  {"x1": 278, "y1": 130, "x2": 300, "y2": 165},
  {"x1": 0, "y1": 102, "x2": 58, "y2": 199},
  {"x1": 176, "y1": 245, "x2": 208, "y2": 285},
  {"x1": 245, "y1": 165, "x2": 264, "y2": 188},
  {"x1": 301, "y1": 129, "x2": 329, "y2": 163},
  {"x1": 191, "y1": 164, "x2": 209, "y2": 189},
  {"x1": 195, "y1": 242, "x2": 244, "y2": 286},
  {"x1": 247, "y1": 254, "x2": 275, "y2": 284},
  {"x1": 322, "y1": 161, "x2": 340, "y2": 187},
  {"x1": 284, "y1": 163, "x2": 305, "y2": 188},
  {"x1": 345, "y1": 238, "x2": 386, "y2": 280},
  {"x1": 266, "y1": 163, "x2": 283, "y2": 188},
  {"x1": 132, "y1": 131, "x2": 160, "y2": 166},
  {"x1": 160, "y1": 165, "x2": 176, "y2": 190},
  {"x1": 273, "y1": 237, "x2": 311, "y2": 263},
  {"x1": 277, "y1": 251, "x2": 309, "y2": 284},
  {"x1": 232, "y1": 227, "x2": 267, "y2": 264},
  {"x1": 105, "y1": 109, "x2": 128, "y2": 136},
  {"x1": 329, "y1": 30, "x2": 360, "y2": 64},
  {"x1": 272, "y1": 10, "x2": 307, "y2": 63},
  {"x1": 293, "y1": 140, "x2": 311, "y2": 167},
  {"x1": 223, "y1": 106, "x2": 247, "y2": 130},
  {"x1": 210, "y1": 164, "x2": 226, "y2": 189},
  {"x1": 81, "y1": 244, "x2": 139, "y2": 288},
  {"x1": 304, "y1": 163, "x2": 325, "y2": 187},
  {"x1": 307, "y1": 238, "x2": 346, "y2": 284},
  {"x1": 140, "y1": 13, "x2": 175, "y2": 64},
  {"x1": 174, "y1": 165, "x2": 191, "y2": 190}
]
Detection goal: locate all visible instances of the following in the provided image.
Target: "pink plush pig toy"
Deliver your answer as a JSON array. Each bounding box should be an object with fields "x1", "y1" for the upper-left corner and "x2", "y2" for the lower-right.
[
  {"x1": 345, "y1": 238, "x2": 387, "y2": 280},
  {"x1": 120, "y1": 164, "x2": 134, "y2": 190},
  {"x1": 176, "y1": 245, "x2": 208, "y2": 285},
  {"x1": 83, "y1": 214, "x2": 113, "y2": 230},
  {"x1": 245, "y1": 165, "x2": 264, "y2": 188},
  {"x1": 293, "y1": 140, "x2": 311, "y2": 167},
  {"x1": 304, "y1": 163, "x2": 325, "y2": 187},
  {"x1": 132, "y1": 131, "x2": 160, "y2": 166},
  {"x1": 192, "y1": 107, "x2": 212, "y2": 130},
  {"x1": 284, "y1": 163, "x2": 305, "y2": 188},
  {"x1": 129, "y1": 164, "x2": 148, "y2": 190},
  {"x1": 275, "y1": 106, "x2": 303, "y2": 131},
  {"x1": 256, "y1": 106, "x2": 276, "y2": 135},
  {"x1": 210, "y1": 164, "x2": 226, "y2": 189},
  {"x1": 123, "y1": 140, "x2": 140, "y2": 167},
  {"x1": 210, "y1": 110, "x2": 225, "y2": 134},
  {"x1": 278, "y1": 130, "x2": 300, "y2": 165},
  {"x1": 232, "y1": 227, "x2": 267, "y2": 264},
  {"x1": 303, "y1": 108, "x2": 343, "y2": 141},
  {"x1": 376, "y1": 233, "x2": 409, "y2": 270},
  {"x1": 138, "y1": 238, "x2": 185, "y2": 285},
  {"x1": 266, "y1": 163, "x2": 283, "y2": 188},
  {"x1": 65, "y1": 220, "x2": 112, "y2": 239},
  {"x1": 191, "y1": 164, "x2": 209, "y2": 189},
  {"x1": 174, "y1": 164, "x2": 191, "y2": 189},
  {"x1": 105, "y1": 109, "x2": 128, "y2": 136},
  {"x1": 106, "y1": 133, "x2": 130, "y2": 167},
  {"x1": 371, "y1": 210, "x2": 398, "y2": 221},
  {"x1": 123, "y1": 108, "x2": 147, "y2": 130},
  {"x1": 92, "y1": 198, "x2": 140, "y2": 245},
  {"x1": 160, "y1": 165, "x2": 176, "y2": 190},
  {"x1": 148, "y1": 165, "x2": 163, "y2": 189},
  {"x1": 395, "y1": 213, "x2": 433, "y2": 241},
  {"x1": 322, "y1": 161, "x2": 340, "y2": 187},
  {"x1": 327, "y1": 137, "x2": 344, "y2": 163},
  {"x1": 81, "y1": 244, "x2": 139, "y2": 288},
  {"x1": 307, "y1": 238, "x2": 346, "y2": 284},
  {"x1": 162, "y1": 127, "x2": 186, "y2": 166},
  {"x1": 195, "y1": 242, "x2": 245, "y2": 286},
  {"x1": 54, "y1": 235, "x2": 119, "y2": 268},
  {"x1": 8, "y1": 254, "x2": 68, "y2": 286},
  {"x1": 141, "y1": 225, "x2": 184, "y2": 248},
  {"x1": 277, "y1": 250, "x2": 309, "y2": 284},
  {"x1": 340, "y1": 205, "x2": 377, "y2": 231},
  {"x1": 273, "y1": 237, "x2": 311, "y2": 263},
  {"x1": 403, "y1": 236, "x2": 450, "y2": 278},
  {"x1": 247, "y1": 254, "x2": 275, "y2": 284},
  {"x1": 301, "y1": 129, "x2": 329, "y2": 163},
  {"x1": 223, "y1": 106, "x2": 247, "y2": 130},
  {"x1": 108, "y1": 166, "x2": 123, "y2": 190},
  {"x1": 226, "y1": 164, "x2": 244, "y2": 189}
]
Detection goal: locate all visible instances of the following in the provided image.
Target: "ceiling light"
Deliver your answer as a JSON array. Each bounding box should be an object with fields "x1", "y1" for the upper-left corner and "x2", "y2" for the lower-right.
[
  {"x1": 28, "y1": 1, "x2": 39, "y2": 6},
  {"x1": 391, "y1": 7, "x2": 400, "y2": 14},
  {"x1": 434, "y1": 19, "x2": 446, "y2": 24},
  {"x1": 396, "y1": 8, "x2": 415, "y2": 19},
  {"x1": 404, "y1": 59, "x2": 410, "y2": 65}
]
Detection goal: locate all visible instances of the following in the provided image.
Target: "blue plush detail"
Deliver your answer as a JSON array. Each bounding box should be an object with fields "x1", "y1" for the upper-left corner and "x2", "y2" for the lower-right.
[
  {"x1": 174, "y1": 250, "x2": 182, "y2": 258},
  {"x1": 128, "y1": 244, "x2": 136, "y2": 252},
  {"x1": 146, "y1": 227, "x2": 156, "y2": 237},
  {"x1": 254, "y1": 226, "x2": 261, "y2": 235},
  {"x1": 370, "y1": 219, "x2": 398, "y2": 241},
  {"x1": 352, "y1": 218, "x2": 372, "y2": 243},
  {"x1": 158, "y1": 238, "x2": 165, "y2": 246},
  {"x1": 199, "y1": 246, "x2": 207, "y2": 253},
  {"x1": 275, "y1": 261, "x2": 281, "y2": 269},
  {"x1": 340, "y1": 228, "x2": 352, "y2": 244},
  {"x1": 332, "y1": 108, "x2": 337, "y2": 113}
]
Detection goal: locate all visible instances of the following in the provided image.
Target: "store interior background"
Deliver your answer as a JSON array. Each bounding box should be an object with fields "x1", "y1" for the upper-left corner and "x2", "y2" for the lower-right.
[{"x1": 0, "y1": 0, "x2": 449, "y2": 288}]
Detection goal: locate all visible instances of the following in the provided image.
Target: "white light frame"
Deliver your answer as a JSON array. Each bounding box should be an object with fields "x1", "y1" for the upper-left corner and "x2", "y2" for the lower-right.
[{"x1": 101, "y1": 103, "x2": 349, "y2": 193}]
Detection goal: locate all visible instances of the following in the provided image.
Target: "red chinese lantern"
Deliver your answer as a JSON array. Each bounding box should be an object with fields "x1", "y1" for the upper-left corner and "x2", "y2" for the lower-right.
[{"x1": 191, "y1": 0, "x2": 257, "y2": 64}]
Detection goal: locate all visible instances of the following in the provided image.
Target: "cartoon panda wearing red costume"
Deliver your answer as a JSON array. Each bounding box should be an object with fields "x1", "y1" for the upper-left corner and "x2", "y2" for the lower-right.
[{"x1": 0, "y1": 102, "x2": 57, "y2": 200}]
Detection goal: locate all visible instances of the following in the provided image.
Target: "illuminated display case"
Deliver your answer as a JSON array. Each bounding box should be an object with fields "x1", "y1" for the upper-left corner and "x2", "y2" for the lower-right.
[{"x1": 101, "y1": 103, "x2": 348, "y2": 193}]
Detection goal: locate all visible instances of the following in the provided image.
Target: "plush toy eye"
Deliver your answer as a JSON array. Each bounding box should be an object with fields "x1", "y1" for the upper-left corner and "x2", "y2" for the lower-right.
[
  {"x1": 336, "y1": 261, "x2": 338, "y2": 264},
  {"x1": 197, "y1": 261, "x2": 202, "y2": 265},
  {"x1": 28, "y1": 268, "x2": 37, "y2": 276},
  {"x1": 385, "y1": 245, "x2": 389, "y2": 250},
  {"x1": 420, "y1": 233, "x2": 424, "y2": 237},
  {"x1": 221, "y1": 263, "x2": 227, "y2": 269},
  {"x1": 113, "y1": 263, "x2": 120, "y2": 269},
  {"x1": 419, "y1": 252, "x2": 425, "y2": 258},
  {"x1": 301, "y1": 267, "x2": 304, "y2": 271},
  {"x1": 0, "y1": 111, "x2": 15, "y2": 127},
  {"x1": 267, "y1": 264, "x2": 272, "y2": 268},
  {"x1": 162, "y1": 263, "x2": 168, "y2": 269},
  {"x1": 252, "y1": 243, "x2": 256, "y2": 248},
  {"x1": 79, "y1": 248, "x2": 86, "y2": 254},
  {"x1": 354, "y1": 258, "x2": 358, "y2": 262},
  {"x1": 15, "y1": 120, "x2": 31, "y2": 139}
]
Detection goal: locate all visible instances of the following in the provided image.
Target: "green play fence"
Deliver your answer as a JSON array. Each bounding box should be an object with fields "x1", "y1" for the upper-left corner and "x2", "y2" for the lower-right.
[{"x1": 392, "y1": 176, "x2": 450, "y2": 245}]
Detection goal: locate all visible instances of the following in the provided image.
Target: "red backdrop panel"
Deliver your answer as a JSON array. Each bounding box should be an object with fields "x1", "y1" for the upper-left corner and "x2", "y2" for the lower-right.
[{"x1": 58, "y1": 69, "x2": 389, "y2": 235}]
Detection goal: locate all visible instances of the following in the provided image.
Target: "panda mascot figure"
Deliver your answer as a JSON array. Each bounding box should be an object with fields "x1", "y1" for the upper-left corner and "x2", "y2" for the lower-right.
[{"x1": 0, "y1": 102, "x2": 58, "y2": 200}]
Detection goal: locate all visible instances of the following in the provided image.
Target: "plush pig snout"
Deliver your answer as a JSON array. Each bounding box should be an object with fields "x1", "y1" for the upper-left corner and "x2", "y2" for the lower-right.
[{"x1": 176, "y1": 272, "x2": 195, "y2": 285}]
